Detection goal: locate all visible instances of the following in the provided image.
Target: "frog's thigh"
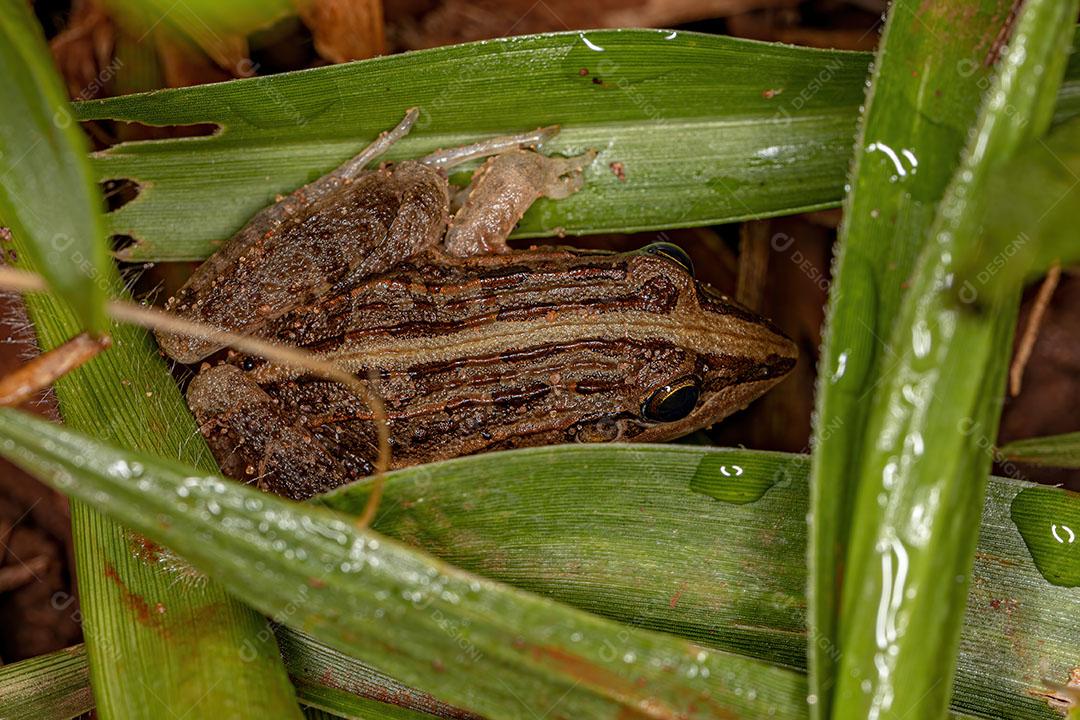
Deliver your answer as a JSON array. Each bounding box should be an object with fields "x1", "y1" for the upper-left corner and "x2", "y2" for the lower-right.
[
  {"x1": 444, "y1": 149, "x2": 595, "y2": 257},
  {"x1": 187, "y1": 365, "x2": 350, "y2": 499}
]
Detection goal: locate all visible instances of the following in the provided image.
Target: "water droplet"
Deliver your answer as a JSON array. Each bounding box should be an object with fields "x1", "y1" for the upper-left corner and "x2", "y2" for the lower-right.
[
  {"x1": 579, "y1": 34, "x2": 605, "y2": 52},
  {"x1": 831, "y1": 351, "x2": 848, "y2": 382},
  {"x1": 1011, "y1": 486, "x2": 1079, "y2": 587},
  {"x1": 689, "y1": 455, "x2": 775, "y2": 504}
]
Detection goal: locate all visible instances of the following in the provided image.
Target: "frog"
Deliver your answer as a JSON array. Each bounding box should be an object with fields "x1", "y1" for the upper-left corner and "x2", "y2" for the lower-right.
[{"x1": 155, "y1": 109, "x2": 797, "y2": 499}]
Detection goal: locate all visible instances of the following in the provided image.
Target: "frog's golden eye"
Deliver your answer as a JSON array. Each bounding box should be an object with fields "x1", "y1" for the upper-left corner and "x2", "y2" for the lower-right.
[
  {"x1": 641, "y1": 242, "x2": 694, "y2": 276},
  {"x1": 240, "y1": 357, "x2": 257, "y2": 371},
  {"x1": 642, "y1": 376, "x2": 700, "y2": 423}
]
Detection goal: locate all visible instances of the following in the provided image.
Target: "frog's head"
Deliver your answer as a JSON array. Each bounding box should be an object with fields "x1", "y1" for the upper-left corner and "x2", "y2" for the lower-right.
[{"x1": 549, "y1": 241, "x2": 799, "y2": 445}]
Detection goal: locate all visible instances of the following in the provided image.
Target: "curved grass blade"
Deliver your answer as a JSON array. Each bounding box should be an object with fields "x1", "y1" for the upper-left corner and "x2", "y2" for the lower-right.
[
  {"x1": 805, "y1": 1, "x2": 1023, "y2": 713},
  {"x1": 0, "y1": 1, "x2": 108, "y2": 331},
  {"x1": 831, "y1": 1, "x2": 1080, "y2": 718},
  {"x1": 4, "y1": 442, "x2": 1075, "y2": 720},
  {"x1": 4, "y1": 196, "x2": 300, "y2": 715},
  {"x1": 999, "y1": 432, "x2": 1080, "y2": 468},
  {"x1": 72, "y1": 29, "x2": 1080, "y2": 262},
  {"x1": 0, "y1": 645, "x2": 93, "y2": 720},
  {"x1": 0, "y1": 408, "x2": 810, "y2": 720}
]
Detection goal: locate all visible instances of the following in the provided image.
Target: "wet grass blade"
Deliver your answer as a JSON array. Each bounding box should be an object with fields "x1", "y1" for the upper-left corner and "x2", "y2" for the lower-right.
[
  {"x1": 805, "y1": 1, "x2": 1021, "y2": 713},
  {"x1": 999, "y1": 432, "x2": 1080, "y2": 468},
  {"x1": 0, "y1": 1, "x2": 108, "y2": 331},
  {"x1": 4, "y1": 179, "x2": 300, "y2": 717},
  {"x1": 4, "y1": 443, "x2": 1075, "y2": 719},
  {"x1": 0, "y1": 407, "x2": 810, "y2": 720},
  {"x1": 0, "y1": 645, "x2": 93, "y2": 720},
  {"x1": 76, "y1": 29, "x2": 870, "y2": 261},
  {"x1": 76, "y1": 29, "x2": 869, "y2": 262},
  {"x1": 830, "y1": 0, "x2": 1080, "y2": 718}
]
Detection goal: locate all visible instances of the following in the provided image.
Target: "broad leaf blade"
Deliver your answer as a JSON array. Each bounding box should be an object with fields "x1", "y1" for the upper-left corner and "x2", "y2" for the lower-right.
[
  {"x1": 0, "y1": 1, "x2": 109, "y2": 331},
  {"x1": 71, "y1": 28, "x2": 1080, "y2": 262},
  {"x1": 0, "y1": 408, "x2": 810, "y2": 720},
  {"x1": 76, "y1": 30, "x2": 868, "y2": 261},
  {"x1": 317, "y1": 446, "x2": 1080, "y2": 720}
]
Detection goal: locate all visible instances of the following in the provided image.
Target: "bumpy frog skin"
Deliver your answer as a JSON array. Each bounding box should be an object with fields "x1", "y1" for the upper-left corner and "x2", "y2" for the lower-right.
[{"x1": 156, "y1": 111, "x2": 797, "y2": 499}]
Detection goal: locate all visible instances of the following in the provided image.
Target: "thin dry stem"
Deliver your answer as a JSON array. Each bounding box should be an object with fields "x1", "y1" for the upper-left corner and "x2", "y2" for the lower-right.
[
  {"x1": 0, "y1": 332, "x2": 111, "y2": 406},
  {"x1": 1010, "y1": 262, "x2": 1060, "y2": 396}
]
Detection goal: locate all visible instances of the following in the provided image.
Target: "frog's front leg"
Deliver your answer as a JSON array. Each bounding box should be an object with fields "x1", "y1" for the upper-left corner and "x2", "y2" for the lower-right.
[
  {"x1": 187, "y1": 364, "x2": 353, "y2": 499},
  {"x1": 443, "y1": 148, "x2": 597, "y2": 256}
]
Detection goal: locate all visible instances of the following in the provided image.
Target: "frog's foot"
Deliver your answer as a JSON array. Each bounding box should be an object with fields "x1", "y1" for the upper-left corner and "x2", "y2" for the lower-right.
[
  {"x1": 187, "y1": 364, "x2": 353, "y2": 500},
  {"x1": 444, "y1": 148, "x2": 597, "y2": 257},
  {"x1": 421, "y1": 126, "x2": 559, "y2": 170}
]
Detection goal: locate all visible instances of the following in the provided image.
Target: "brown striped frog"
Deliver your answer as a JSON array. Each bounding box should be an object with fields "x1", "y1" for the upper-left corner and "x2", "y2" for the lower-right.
[{"x1": 155, "y1": 110, "x2": 797, "y2": 499}]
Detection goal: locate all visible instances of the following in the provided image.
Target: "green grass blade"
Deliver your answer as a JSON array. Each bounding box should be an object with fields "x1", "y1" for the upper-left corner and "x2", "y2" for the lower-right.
[
  {"x1": 4, "y1": 443, "x2": 1074, "y2": 719},
  {"x1": 0, "y1": 1, "x2": 108, "y2": 331},
  {"x1": 69, "y1": 28, "x2": 1080, "y2": 262},
  {"x1": 805, "y1": 1, "x2": 1021, "y2": 714},
  {"x1": 5, "y1": 204, "x2": 300, "y2": 715},
  {"x1": 999, "y1": 431, "x2": 1080, "y2": 467},
  {"x1": 294, "y1": 681, "x2": 458, "y2": 719},
  {"x1": 831, "y1": 1, "x2": 1080, "y2": 718},
  {"x1": 0, "y1": 407, "x2": 811, "y2": 720},
  {"x1": 315, "y1": 446, "x2": 1079, "y2": 720},
  {"x1": 0, "y1": 645, "x2": 93, "y2": 720},
  {"x1": 278, "y1": 627, "x2": 481, "y2": 720},
  {"x1": 972, "y1": 115, "x2": 1080, "y2": 300},
  {"x1": 73, "y1": 31, "x2": 862, "y2": 260}
]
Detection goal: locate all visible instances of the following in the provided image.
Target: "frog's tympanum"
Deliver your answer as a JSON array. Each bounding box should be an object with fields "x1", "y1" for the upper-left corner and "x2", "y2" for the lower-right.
[{"x1": 156, "y1": 110, "x2": 797, "y2": 499}]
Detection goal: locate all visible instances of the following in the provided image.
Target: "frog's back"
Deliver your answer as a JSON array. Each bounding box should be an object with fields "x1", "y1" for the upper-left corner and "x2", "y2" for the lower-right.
[{"x1": 190, "y1": 247, "x2": 795, "y2": 498}]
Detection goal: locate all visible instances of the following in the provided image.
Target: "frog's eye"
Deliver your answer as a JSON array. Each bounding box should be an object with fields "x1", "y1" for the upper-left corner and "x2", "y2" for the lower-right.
[
  {"x1": 641, "y1": 242, "x2": 694, "y2": 276},
  {"x1": 642, "y1": 376, "x2": 700, "y2": 423},
  {"x1": 240, "y1": 357, "x2": 257, "y2": 372}
]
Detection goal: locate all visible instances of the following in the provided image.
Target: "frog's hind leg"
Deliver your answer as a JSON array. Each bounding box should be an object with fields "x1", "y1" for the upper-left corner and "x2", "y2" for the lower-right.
[
  {"x1": 443, "y1": 148, "x2": 597, "y2": 256},
  {"x1": 187, "y1": 364, "x2": 354, "y2": 499}
]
